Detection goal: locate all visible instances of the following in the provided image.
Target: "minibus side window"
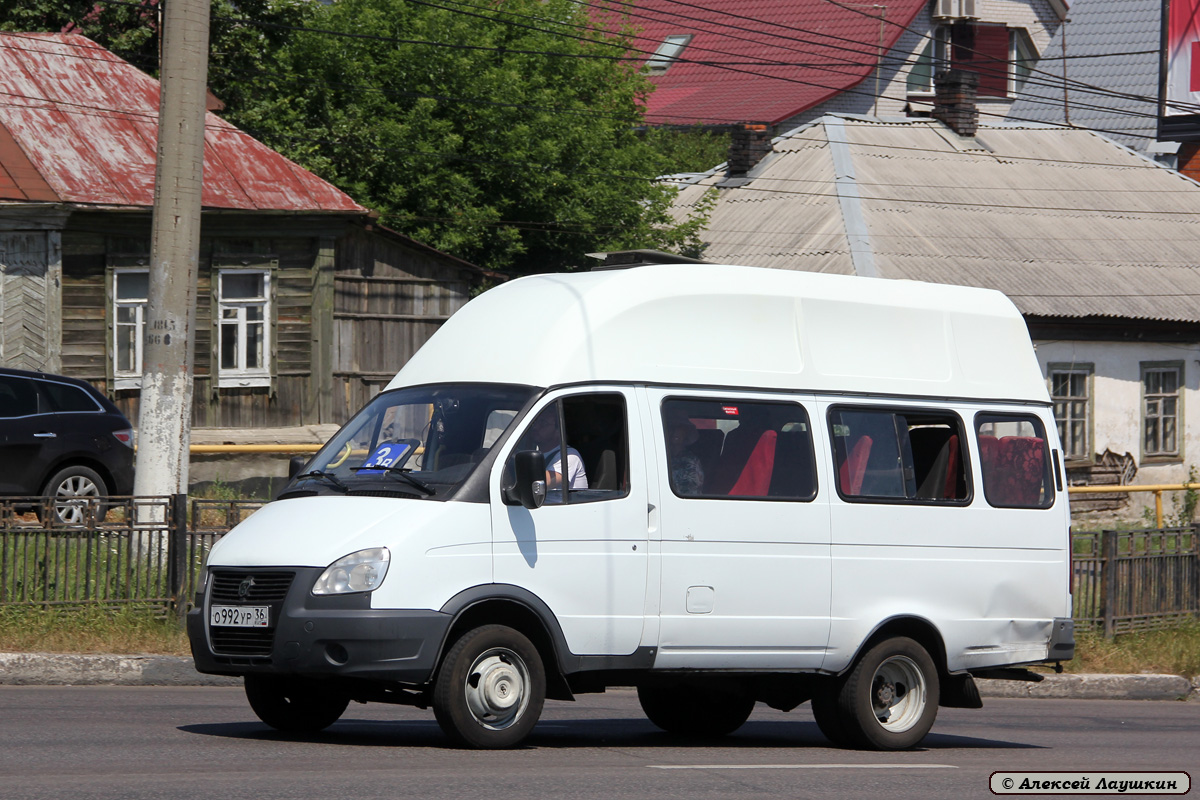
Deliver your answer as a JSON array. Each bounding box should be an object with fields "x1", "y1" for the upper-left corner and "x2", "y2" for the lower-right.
[
  {"x1": 506, "y1": 393, "x2": 629, "y2": 505},
  {"x1": 974, "y1": 413, "x2": 1054, "y2": 509},
  {"x1": 830, "y1": 406, "x2": 969, "y2": 504},
  {"x1": 660, "y1": 398, "x2": 817, "y2": 501}
]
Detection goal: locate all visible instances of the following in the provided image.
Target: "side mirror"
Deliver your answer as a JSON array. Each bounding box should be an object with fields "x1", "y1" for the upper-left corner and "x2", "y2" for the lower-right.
[
  {"x1": 503, "y1": 450, "x2": 546, "y2": 509},
  {"x1": 288, "y1": 455, "x2": 309, "y2": 480}
]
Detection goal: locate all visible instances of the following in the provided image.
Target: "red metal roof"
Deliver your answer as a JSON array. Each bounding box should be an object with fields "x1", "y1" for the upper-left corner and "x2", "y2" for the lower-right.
[
  {"x1": 621, "y1": 0, "x2": 928, "y2": 126},
  {"x1": 0, "y1": 33, "x2": 366, "y2": 213}
]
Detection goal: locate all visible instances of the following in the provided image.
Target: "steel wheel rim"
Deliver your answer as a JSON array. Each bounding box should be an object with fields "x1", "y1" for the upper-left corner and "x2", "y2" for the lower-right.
[
  {"x1": 54, "y1": 477, "x2": 99, "y2": 524},
  {"x1": 463, "y1": 647, "x2": 530, "y2": 731},
  {"x1": 870, "y1": 655, "x2": 926, "y2": 733}
]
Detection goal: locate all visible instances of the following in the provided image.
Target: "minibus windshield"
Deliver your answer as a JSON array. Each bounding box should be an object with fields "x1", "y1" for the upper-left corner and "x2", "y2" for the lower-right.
[{"x1": 289, "y1": 384, "x2": 536, "y2": 498}]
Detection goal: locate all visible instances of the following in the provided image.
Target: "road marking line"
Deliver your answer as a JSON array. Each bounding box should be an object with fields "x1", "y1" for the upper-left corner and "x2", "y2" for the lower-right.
[{"x1": 649, "y1": 764, "x2": 959, "y2": 770}]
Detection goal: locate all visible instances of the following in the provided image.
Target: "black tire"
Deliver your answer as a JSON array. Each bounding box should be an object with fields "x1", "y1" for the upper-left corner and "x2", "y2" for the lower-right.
[
  {"x1": 39, "y1": 466, "x2": 108, "y2": 526},
  {"x1": 832, "y1": 636, "x2": 940, "y2": 750},
  {"x1": 244, "y1": 675, "x2": 350, "y2": 734},
  {"x1": 810, "y1": 680, "x2": 854, "y2": 747},
  {"x1": 433, "y1": 625, "x2": 546, "y2": 749},
  {"x1": 637, "y1": 684, "x2": 755, "y2": 738}
]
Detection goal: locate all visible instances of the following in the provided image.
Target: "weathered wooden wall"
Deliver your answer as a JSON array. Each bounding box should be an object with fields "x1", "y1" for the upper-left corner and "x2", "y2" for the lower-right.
[
  {"x1": 332, "y1": 226, "x2": 480, "y2": 420},
  {"x1": 40, "y1": 212, "x2": 487, "y2": 429},
  {"x1": 58, "y1": 213, "x2": 339, "y2": 428}
]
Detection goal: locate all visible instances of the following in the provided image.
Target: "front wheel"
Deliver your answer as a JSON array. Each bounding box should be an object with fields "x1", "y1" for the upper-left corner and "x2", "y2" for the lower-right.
[
  {"x1": 244, "y1": 675, "x2": 350, "y2": 733},
  {"x1": 39, "y1": 466, "x2": 107, "y2": 526},
  {"x1": 433, "y1": 625, "x2": 546, "y2": 749},
  {"x1": 833, "y1": 636, "x2": 940, "y2": 750},
  {"x1": 638, "y1": 684, "x2": 755, "y2": 738}
]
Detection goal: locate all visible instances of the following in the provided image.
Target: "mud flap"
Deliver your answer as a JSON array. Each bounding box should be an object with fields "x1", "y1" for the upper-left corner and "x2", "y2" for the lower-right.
[{"x1": 939, "y1": 672, "x2": 983, "y2": 709}]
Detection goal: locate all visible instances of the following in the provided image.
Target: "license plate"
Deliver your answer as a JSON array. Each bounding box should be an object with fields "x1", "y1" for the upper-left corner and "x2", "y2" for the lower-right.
[{"x1": 210, "y1": 605, "x2": 269, "y2": 628}]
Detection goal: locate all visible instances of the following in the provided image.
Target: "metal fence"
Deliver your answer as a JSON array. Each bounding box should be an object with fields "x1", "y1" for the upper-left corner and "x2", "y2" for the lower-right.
[
  {"x1": 1072, "y1": 527, "x2": 1200, "y2": 637},
  {"x1": 0, "y1": 495, "x2": 264, "y2": 618},
  {"x1": 3, "y1": 497, "x2": 1199, "y2": 636}
]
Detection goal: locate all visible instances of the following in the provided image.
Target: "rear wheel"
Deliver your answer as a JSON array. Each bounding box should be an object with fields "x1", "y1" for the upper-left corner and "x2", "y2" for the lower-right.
[
  {"x1": 832, "y1": 637, "x2": 940, "y2": 750},
  {"x1": 39, "y1": 466, "x2": 107, "y2": 526},
  {"x1": 244, "y1": 675, "x2": 349, "y2": 733},
  {"x1": 637, "y1": 684, "x2": 755, "y2": 738},
  {"x1": 810, "y1": 681, "x2": 853, "y2": 747},
  {"x1": 433, "y1": 625, "x2": 546, "y2": 749}
]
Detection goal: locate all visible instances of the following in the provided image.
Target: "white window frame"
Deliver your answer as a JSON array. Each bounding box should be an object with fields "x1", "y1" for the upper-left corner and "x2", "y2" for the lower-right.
[
  {"x1": 906, "y1": 30, "x2": 950, "y2": 96},
  {"x1": 646, "y1": 34, "x2": 692, "y2": 73},
  {"x1": 216, "y1": 268, "x2": 271, "y2": 389},
  {"x1": 112, "y1": 268, "x2": 149, "y2": 390},
  {"x1": 1009, "y1": 28, "x2": 1038, "y2": 95}
]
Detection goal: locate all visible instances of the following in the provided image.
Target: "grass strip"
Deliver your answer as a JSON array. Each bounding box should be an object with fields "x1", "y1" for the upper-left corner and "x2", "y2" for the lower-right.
[{"x1": 0, "y1": 605, "x2": 189, "y2": 656}]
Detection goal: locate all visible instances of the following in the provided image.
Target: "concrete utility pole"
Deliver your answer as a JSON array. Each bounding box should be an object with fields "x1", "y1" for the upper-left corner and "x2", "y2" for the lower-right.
[{"x1": 134, "y1": 0, "x2": 211, "y2": 500}]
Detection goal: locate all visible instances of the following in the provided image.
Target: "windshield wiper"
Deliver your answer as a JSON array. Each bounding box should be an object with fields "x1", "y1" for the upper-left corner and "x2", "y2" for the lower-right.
[
  {"x1": 294, "y1": 470, "x2": 349, "y2": 493},
  {"x1": 350, "y1": 465, "x2": 436, "y2": 496}
]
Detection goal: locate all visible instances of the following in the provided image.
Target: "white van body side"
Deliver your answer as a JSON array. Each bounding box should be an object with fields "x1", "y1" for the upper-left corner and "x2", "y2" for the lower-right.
[
  {"x1": 642, "y1": 387, "x2": 833, "y2": 671},
  {"x1": 816, "y1": 400, "x2": 1071, "y2": 675},
  {"x1": 187, "y1": 263, "x2": 1073, "y2": 751}
]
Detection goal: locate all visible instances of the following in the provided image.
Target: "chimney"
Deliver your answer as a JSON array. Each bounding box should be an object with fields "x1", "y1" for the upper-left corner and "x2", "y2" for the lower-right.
[
  {"x1": 932, "y1": 69, "x2": 979, "y2": 137},
  {"x1": 727, "y1": 124, "x2": 772, "y2": 178}
]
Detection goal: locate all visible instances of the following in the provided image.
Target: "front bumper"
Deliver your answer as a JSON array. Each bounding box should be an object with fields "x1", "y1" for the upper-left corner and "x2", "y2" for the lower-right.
[{"x1": 187, "y1": 566, "x2": 452, "y2": 685}]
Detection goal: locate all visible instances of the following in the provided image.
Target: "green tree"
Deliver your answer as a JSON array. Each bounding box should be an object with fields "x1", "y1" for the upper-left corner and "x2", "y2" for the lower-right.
[
  {"x1": 0, "y1": 0, "x2": 313, "y2": 121},
  {"x1": 227, "y1": 0, "x2": 712, "y2": 273},
  {"x1": 647, "y1": 127, "x2": 732, "y2": 175},
  {"x1": 2, "y1": 0, "x2": 714, "y2": 272}
]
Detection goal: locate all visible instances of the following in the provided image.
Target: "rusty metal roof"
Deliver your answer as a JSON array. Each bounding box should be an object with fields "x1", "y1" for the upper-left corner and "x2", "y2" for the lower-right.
[
  {"x1": 670, "y1": 115, "x2": 1200, "y2": 323},
  {"x1": 0, "y1": 32, "x2": 365, "y2": 213}
]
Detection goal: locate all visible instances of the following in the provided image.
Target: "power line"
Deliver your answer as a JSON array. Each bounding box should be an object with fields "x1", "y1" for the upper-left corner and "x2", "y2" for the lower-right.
[
  {"x1": 85, "y1": 0, "x2": 1193, "y2": 124},
  {"x1": 22, "y1": 1, "x2": 1180, "y2": 135},
  {"x1": 2, "y1": 80, "x2": 1194, "y2": 218}
]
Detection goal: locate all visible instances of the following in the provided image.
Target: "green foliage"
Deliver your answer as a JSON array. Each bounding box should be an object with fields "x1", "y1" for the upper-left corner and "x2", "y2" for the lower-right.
[
  {"x1": 0, "y1": 0, "x2": 314, "y2": 118},
  {"x1": 646, "y1": 127, "x2": 732, "y2": 175},
  {"x1": 1140, "y1": 465, "x2": 1199, "y2": 528},
  {"x1": 191, "y1": 478, "x2": 241, "y2": 502},
  {"x1": 2, "y1": 0, "x2": 717, "y2": 272},
  {"x1": 226, "y1": 0, "x2": 713, "y2": 272},
  {"x1": 0, "y1": 604, "x2": 188, "y2": 655},
  {"x1": 1068, "y1": 622, "x2": 1200, "y2": 678}
]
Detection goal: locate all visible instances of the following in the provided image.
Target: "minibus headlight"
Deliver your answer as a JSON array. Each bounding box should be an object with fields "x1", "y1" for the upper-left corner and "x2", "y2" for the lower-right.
[{"x1": 312, "y1": 547, "x2": 391, "y2": 595}]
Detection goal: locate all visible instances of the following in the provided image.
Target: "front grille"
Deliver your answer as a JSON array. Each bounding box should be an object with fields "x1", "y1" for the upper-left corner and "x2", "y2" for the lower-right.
[
  {"x1": 210, "y1": 627, "x2": 276, "y2": 656},
  {"x1": 210, "y1": 571, "x2": 294, "y2": 603},
  {"x1": 208, "y1": 570, "x2": 295, "y2": 657}
]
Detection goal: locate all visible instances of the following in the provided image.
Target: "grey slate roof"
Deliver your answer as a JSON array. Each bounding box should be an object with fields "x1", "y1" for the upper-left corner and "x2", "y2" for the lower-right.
[
  {"x1": 669, "y1": 114, "x2": 1200, "y2": 323},
  {"x1": 1006, "y1": 0, "x2": 1160, "y2": 153}
]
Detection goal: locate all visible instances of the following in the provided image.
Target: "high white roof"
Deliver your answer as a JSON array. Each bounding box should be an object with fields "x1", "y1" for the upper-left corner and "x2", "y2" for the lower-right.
[{"x1": 389, "y1": 264, "x2": 1049, "y2": 404}]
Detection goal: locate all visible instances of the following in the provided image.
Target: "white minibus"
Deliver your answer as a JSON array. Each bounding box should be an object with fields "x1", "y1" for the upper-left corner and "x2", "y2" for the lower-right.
[{"x1": 188, "y1": 263, "x2": 1074, "y2": 750}]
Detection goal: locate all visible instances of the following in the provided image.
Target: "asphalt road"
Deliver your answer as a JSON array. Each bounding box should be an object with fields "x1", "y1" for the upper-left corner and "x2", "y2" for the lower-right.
[{"x1": 0, "y1": 686, "x2": 1194, "y2": 800}]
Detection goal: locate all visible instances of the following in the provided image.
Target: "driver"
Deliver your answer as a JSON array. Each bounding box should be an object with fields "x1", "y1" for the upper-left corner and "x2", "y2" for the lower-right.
[{"x1": 525, "y1": 408, "x2": 588, "y2": 491}]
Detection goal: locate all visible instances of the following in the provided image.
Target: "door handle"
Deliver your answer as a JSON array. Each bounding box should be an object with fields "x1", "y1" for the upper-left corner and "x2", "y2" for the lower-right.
[{"x1": 33, "y1": 432, "x2": 57, "y2": 438}]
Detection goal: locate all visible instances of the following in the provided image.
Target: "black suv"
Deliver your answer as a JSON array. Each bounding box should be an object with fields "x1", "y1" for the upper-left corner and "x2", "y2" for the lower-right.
[{"x1": 0, "y1": 367, "x2": 135, "y2": 524}]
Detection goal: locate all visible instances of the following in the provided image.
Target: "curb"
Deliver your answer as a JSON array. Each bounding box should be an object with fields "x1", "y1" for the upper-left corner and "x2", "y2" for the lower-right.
[
  {"x1": 976, "y1": 673, "x2": 1198, "y2": 702},
  {"x1": 0, "y1": 653, "x2": 238, "y2": 687},
  {"x1": 0, "y1": 653, "x2": 1197, "y2": 699}
]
